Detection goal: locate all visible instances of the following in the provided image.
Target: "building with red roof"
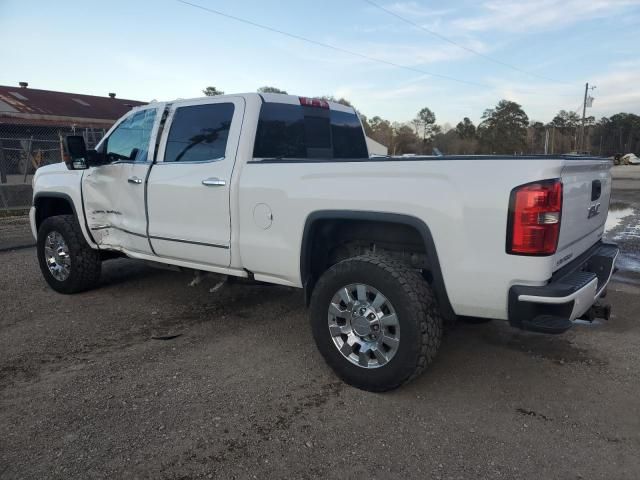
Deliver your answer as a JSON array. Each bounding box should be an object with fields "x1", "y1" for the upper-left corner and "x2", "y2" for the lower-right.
[
  {"x1": 0, "y1": 82, "x2": 145, "y2": 128},
  {"x1": 0, "y1": 83, "x2": 146, "y2": 185}
]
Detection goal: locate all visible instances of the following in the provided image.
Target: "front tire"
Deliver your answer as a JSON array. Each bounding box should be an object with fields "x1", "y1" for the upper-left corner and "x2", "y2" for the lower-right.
[
  {"x1": 310, "y1": 255, "x2": 442, "y2": 392},
  {"x1": 37, "y1": 214, "x2": 101, "y2": 294}
]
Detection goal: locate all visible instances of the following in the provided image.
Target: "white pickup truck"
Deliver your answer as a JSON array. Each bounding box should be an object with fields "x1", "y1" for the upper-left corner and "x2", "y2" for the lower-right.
[{"x1": 31, "y1": 93, "x2": 618, "y2": 391}]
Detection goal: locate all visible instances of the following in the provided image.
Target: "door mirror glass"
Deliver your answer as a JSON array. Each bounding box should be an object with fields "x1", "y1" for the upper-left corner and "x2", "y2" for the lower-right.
[{"x1": 65, "y1": 135, "x2": 89, "y2": 170}]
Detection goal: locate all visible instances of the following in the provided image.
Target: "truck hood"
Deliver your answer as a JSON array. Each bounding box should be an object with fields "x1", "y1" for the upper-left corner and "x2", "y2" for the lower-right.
[
  {"x1": 32, "y1": 162, "x2": 84, "y2": 201},
  {"x1": 35, "y1": 162, "x2": 69, "y2": 176}
]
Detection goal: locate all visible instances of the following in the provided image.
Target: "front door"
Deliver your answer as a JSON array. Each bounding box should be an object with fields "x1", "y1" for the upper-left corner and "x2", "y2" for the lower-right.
[
  {"x1": 146, "y1": 96, "x2": 245, "y2": 266},
  {"x1": 83, "y1": 106, "x2": 162, "y2": 254}
]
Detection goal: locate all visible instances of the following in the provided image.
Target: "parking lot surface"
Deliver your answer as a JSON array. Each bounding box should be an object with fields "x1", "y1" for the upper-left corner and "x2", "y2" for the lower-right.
[{"x1": 1, "y1": 166, "x2": 639, "y2": 479}]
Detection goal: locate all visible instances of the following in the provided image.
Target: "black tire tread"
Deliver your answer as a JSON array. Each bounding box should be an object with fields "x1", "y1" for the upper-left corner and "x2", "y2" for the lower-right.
[
  {"x1": 311, "y1": 254, "x2": 442, "y2": 391},
  {"x1": 37, "y1": 214, "x2": 101, "y2": 294}
]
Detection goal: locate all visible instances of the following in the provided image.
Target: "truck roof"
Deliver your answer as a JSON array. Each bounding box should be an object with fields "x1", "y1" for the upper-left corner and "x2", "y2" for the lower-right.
[{"x1": 151, "y1": 92, "x2": 356, "y2": 114}]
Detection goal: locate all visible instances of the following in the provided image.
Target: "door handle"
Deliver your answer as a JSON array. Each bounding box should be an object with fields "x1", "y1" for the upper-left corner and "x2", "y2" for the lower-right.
[
  {"x1": 128, "y1": 176, "x2": 143, "y2": 184},
  {"x1": 202, "y1": 178, "x2": 226, "y2": 187}
]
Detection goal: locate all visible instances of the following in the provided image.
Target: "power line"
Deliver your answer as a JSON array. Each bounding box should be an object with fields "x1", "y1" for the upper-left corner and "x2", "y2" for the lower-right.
[
  {"x1": 176, "y1": 0, "x2": 491, "y2": 89},
  {"x1": 176, "y1": 0, "x2": 576, "y2": 97},
  {"x1": 363, "y1": 0, "x2": 568, "y2": 85}
]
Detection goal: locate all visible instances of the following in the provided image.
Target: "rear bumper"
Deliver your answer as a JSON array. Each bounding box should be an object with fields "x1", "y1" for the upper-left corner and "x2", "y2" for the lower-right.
[{"x1": 508, "y1": 242, "x2": 618, "y2": 333}]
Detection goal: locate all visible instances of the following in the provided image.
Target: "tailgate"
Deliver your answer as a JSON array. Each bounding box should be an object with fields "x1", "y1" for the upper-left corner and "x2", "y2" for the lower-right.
[{"x1": 554, "y1": 158, "x2": 612, "y2": 271}]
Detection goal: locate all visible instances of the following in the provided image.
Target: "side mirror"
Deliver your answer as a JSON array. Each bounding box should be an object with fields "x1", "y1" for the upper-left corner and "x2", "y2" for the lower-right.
[
  {"x1": 65, "y1": 135, "x2": 89, "y2": 170},
  {"x1": 129, "y1": 148, "x2": 140, "y2": 161}
]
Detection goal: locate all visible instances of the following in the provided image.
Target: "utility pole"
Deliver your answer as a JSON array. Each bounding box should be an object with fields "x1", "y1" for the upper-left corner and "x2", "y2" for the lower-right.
[
  {"x1": 599, "y1": 135, "x2": 603, "y2": 156},
  {"x1": 544, "y1": 129, "x2": 549, "y2": 154},
  {"x1": 580, "y1": 82, "x2": 596, "y2": 152}
]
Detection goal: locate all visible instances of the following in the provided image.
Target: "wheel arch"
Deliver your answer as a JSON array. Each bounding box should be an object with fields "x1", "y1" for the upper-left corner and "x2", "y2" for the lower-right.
[
  {"x1": 300, "y1": 210, "x2": 455, "y2": 322},
  {"x1": 33, "y1": 192, "x2": 96, "y2": 246}
]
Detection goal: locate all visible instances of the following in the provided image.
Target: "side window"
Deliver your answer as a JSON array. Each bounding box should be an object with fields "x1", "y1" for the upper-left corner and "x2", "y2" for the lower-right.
[
  {"x1": 105, "y1": 108, "x2": 157, "y2": 162},
  {"x1": 164, "y1": 103, "x2": 235, "y2": 163},
  {"x1": 253, "y1": 103, "x2": 305, "y2": 158}
]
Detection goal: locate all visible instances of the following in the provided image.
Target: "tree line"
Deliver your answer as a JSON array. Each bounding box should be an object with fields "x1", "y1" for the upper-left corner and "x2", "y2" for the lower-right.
[{"x1": 202, "y1": 85, "x2": 640, "y2": 156}]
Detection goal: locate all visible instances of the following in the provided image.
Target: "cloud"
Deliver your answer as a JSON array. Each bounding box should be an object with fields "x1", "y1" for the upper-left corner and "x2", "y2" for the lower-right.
[
  {"x1": 453, "y1": 0, "x2": 640, "y2": 32},
  {"x1": 335, "y1": 37, "x2": 489, "y2": 67},
  {"x1": 269, "y1": 26, "x2": 489, "y2": 74},
  {"x1": 380, "y1": 1, "x2": 456, "y2": 18},
  {"x1": 589, "y1": 67, "x2": 640, "y2": 114},
  {"x1": 366, "y1": 42, "x2": 479, "y2": 65}
]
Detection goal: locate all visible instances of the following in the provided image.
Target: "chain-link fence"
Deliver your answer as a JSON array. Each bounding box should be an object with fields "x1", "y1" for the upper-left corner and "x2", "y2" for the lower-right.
[
  {"x1": 0, "y1": 116, "x2": 106, "y2": 185},
  {"x1": 0, "y1": 115, "x2": 109, "y2": 211}
]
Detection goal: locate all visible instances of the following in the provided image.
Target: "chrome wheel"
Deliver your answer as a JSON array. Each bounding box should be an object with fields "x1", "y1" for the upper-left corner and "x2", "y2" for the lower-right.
[
  {"x1": 44, "y1": 231, "x2": 71, "y2": 281},
  {"x1": 328, "y1": 283, "x2": 400, "y2": 369}
]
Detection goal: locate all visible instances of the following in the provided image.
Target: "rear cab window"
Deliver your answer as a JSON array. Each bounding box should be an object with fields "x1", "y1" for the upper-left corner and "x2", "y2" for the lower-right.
[{"x1": 253, "y1": 101, "x2": 368, "y2": 160}]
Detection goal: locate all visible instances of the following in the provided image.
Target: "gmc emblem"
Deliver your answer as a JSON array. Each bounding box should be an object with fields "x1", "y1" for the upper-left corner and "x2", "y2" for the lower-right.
[{"x1": 588, "y1": 203, "x2": 601, "y2": 219}]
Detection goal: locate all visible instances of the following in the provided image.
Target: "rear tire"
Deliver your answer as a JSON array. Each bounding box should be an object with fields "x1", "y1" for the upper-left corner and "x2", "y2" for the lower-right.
[
  {"x1": 310, "y1": 254, "x2": 442, "y2": 392},
  {"x1": 37, "y1": 214, "x2": 101, "y2": 294}
]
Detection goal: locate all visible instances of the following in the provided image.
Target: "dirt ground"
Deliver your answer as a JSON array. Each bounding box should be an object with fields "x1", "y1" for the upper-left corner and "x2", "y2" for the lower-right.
[
  {"x1": 0, "y1": 215, "x2": 32, "y2": 251},
  {"x1": 1, "y1": 167, "x2": 639, "y2": 479}
]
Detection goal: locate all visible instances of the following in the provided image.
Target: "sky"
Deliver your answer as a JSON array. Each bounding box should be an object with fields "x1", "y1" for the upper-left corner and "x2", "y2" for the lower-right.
[{"x1": 1, "y1": 0, "x2": 639, "y2": 126}]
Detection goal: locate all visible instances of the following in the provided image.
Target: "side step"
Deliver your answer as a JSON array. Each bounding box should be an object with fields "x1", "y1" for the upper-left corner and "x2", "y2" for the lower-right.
[{"x1": 522, "y1": 315, "x2": 573, "y2": 334}]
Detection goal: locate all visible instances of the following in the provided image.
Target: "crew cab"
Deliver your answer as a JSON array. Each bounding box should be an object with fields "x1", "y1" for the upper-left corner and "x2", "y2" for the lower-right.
[{"x1": 31, "y1": 93, "x2": 618, "y2": 391}]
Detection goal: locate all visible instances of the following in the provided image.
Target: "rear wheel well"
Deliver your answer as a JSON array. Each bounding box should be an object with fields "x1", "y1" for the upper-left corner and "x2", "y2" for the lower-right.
[
  {"x1": 305, "y1": 219, "x2": 427, "y2": 280},
  {"x1": 300, "y1": 212, "x2": 456, "y2": 323},
  {"x1": 34, "y1": 196, "x2": 74, "y2": 231}
]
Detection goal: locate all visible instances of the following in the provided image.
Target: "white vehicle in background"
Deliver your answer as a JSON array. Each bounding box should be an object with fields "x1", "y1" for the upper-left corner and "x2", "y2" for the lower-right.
[
  {"x1": 30, "y1": 92, "x2": 618, "y2": 391},
  {"x1": 621, "y1": 153, "x2": 640, "y2": 165}
]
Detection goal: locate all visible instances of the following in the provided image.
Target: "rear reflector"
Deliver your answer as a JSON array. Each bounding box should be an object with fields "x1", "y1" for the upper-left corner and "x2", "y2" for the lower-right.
[
  {"x1": 299, "y1": 96, "x2": 329, "y2": 109},
  {"x1": 507, "y1": 179, "x2": 563, "y2": 255}
]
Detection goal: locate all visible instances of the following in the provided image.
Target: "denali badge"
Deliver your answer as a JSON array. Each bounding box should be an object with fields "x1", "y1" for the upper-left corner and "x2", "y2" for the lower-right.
[
  {"x1": 587, "y1": 203, "x2": 601, "y2": 219},
  {"x1": 556, "y1": 253, "x2": 573, "y2": 266}
]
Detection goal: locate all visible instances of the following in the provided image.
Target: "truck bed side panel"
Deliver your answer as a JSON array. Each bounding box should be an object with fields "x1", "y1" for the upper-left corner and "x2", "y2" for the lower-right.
[{"x1": 237, "y1": 158, "x2": 567, "y2": 320}]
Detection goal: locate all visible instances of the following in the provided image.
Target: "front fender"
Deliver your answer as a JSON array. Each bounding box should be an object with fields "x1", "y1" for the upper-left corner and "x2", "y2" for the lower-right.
[{"x1": 32, "y1": 164, "x2": 97, "y2": 248}]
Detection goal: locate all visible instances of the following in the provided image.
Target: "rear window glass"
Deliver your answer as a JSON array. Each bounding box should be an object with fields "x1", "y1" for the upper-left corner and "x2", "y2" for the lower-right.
[
  {"x1": 253, "y1": 103, "x2": 367, "y2": 159},
  {"x1": 304, "y1": 115, "x2": 330, "y2": 149},
  {"x1": 331, "y1": 110, "x2": 368, "y2": 158},
  {"x1": 164, "y1": 103, "x2": 234, "y2": 163}
]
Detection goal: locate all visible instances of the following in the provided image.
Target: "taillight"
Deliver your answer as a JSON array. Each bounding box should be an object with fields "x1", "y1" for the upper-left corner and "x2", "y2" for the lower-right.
[
  {"x1": 507, "y1": 179, "x2": 563, "y2": 255},
  {"x1": 299, "y1": 96, "x2": 329, "y2": 109}
]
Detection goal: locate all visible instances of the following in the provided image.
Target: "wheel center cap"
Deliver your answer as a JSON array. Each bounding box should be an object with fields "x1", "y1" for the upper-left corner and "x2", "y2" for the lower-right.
[{"x1": 352, "y1": 316, "x2": 371, "y2": 336}]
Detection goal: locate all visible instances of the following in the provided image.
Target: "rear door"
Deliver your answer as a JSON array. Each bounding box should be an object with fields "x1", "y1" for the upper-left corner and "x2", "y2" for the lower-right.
[
  {"x1": 554, "y1": 158, "x2": 612, "y2": 269},
  {"x1": 146, "y1": 96, "x2": 245, "y2": 266}
]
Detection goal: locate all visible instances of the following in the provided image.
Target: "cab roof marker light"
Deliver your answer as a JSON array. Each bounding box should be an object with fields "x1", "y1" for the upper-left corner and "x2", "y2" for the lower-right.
[{"x1": 299, "y1": 97, "x2": 329, "y2": 109}]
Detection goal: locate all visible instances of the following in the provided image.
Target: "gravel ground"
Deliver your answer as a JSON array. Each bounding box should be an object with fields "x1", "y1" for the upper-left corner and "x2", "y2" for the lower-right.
[
  {"x1": 0, "y1": 214, "x2": 32, "y2": 251},
  {"x1": 1, "y1": 169, "x2": 639, "y2": 479}
]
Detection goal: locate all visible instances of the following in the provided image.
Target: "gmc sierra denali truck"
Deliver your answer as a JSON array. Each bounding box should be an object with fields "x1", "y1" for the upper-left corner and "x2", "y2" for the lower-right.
[{"x1": 30, "y1": 93, "x2": 618, "y2": 391}]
